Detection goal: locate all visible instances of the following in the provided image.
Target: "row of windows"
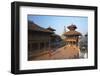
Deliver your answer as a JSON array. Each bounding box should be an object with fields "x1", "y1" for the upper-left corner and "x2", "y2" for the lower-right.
[{"x1": 28, "y1": 42, "x2": 50, "y2": 51}]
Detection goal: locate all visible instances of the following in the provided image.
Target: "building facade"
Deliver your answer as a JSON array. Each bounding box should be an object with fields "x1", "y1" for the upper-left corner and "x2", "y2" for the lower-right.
[
  {"x1": 28, "y1": 21, "x2": 53, "y2": 53},
  {"x1": 28, "y1": 21, "x2": 62, "y2": 60}
]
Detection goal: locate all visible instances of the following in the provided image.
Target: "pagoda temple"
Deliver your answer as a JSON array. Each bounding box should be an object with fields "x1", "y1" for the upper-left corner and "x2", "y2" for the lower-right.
[{"x1": 64, "y1": 24, "x2": 82, "y2": 46}]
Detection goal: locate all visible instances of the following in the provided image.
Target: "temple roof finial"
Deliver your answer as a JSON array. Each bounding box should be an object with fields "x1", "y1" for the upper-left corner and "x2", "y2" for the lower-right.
[{"x1": 67, "y1": 24, "x2": 77, "y2": 31}]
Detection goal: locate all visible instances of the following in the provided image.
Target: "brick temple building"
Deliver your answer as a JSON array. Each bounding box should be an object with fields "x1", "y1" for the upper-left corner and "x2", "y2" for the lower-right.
[
  {"x1": 28, "y1": 21, "x2": 52, "y2": 53},
  {"x1": 28, "y1": 21, "x2": 62, "y2": 60}
]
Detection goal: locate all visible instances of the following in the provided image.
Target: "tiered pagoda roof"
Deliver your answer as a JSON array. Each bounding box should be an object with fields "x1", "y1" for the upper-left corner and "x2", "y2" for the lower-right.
[
  {"x1": 64, "y1": 31, "x2": 82, "y2": 36},
  {"x1": 64, "y1": 24, "x2": 82, "y2": 36}
]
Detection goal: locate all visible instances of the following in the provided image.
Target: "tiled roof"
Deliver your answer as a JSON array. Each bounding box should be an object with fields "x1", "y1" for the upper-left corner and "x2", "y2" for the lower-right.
[
  {"x1": 47, "y1": 27, "x2": 56, "y2": 31},
  {"x1": 28, "y1": 21, "x2": 53, "y2": 33},
  {"x1": 67, "y1": 24, "x2": 77, "y2": 29},
  {"x1": 64, "y1": 31, "x2": 82, "y2": 36}
]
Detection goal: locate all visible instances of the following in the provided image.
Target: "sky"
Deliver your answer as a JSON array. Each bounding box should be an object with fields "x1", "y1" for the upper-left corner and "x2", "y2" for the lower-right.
[{"x1": 28, "y1": 15, "x2": 88, "y2": 36}]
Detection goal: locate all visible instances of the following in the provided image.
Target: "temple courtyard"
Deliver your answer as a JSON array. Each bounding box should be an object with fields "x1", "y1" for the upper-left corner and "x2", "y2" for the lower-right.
[{"x1": 29, "y1": 45, "x2": 80, "y2": 60}]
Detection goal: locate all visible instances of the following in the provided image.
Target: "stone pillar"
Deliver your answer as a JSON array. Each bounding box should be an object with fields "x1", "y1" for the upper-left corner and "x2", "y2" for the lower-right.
[
  {"x1": 38, "y1": 42, "x2": 40, "y2": 51},
  {"x1": 44, "y1": 42, "x2": 46, "y2": 51},
  {"x1": 30, "y1": 43, "x2": 32, "y2": 51},
  {"x1": 49, "y1": 37, "x2": 51, "y2": 50}
]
